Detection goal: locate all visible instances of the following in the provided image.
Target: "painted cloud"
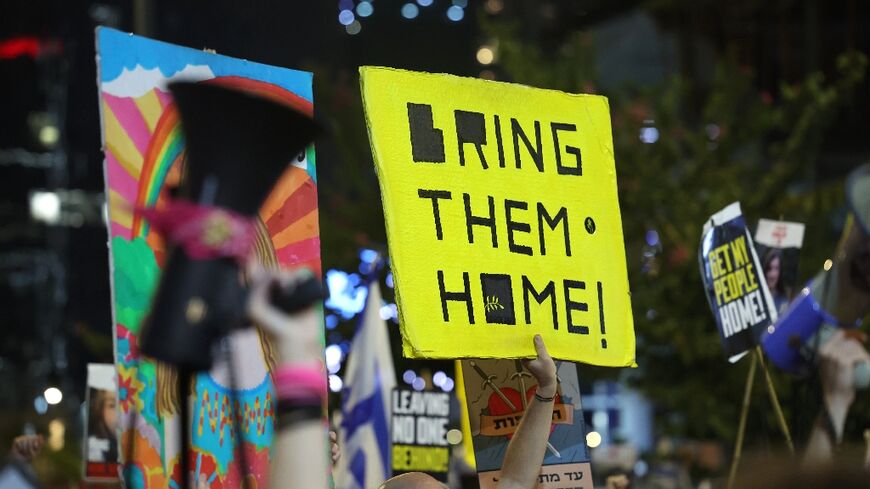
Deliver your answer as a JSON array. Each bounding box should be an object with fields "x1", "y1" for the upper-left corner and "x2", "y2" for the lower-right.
[{"x1": 101, "y1": 63, "x2": 215, "y2": 98}]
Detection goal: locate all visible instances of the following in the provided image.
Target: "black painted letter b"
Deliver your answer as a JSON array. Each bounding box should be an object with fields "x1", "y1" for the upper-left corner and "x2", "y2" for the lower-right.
[{"x1": 407, "y1": 103, "x2": 446, "y2": 163}]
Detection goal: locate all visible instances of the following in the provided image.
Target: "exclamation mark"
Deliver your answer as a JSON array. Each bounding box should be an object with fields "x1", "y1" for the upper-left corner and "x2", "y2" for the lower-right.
[{"x1": 597, "y1": 281, "x2": 607, "y2": 349}]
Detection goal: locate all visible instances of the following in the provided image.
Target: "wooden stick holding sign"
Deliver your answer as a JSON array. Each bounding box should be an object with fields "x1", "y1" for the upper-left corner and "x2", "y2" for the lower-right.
[
  {"x1": 726, "y1": 347, "x2": 795, "y2": 489},
  {"x1": 755, "y1": 347, "x2": 794, "y2": 453},
  {"x1": 727, "y1": 352, "x2": 757, "y2": 489}
]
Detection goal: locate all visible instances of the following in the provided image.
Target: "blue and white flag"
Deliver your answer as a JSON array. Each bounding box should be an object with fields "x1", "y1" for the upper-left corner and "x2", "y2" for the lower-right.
[{"x1": 335, "y1": 281, "x2": 396, "y2": 489}]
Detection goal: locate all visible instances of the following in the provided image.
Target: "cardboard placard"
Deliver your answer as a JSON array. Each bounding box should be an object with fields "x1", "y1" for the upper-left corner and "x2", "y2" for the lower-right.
[
  {"x1": 84, "y1": 364, "x2": 119, "y2": 481},
  {"x1": 391, "y1": 388, "x2": 451, "y2": 480},
  {"x1": 754, "y1": 219, "x2": 805, "y2": 314},
  {"x1": 97, "y1": 27, "x2": 321, "y2": 487},
  {"x1": 360, "y1": 66, "x2": 634, "y2": 366},
  {"x1": 700, "y1": 203, "x2": 778, "y2": 362},
  {"x1": 460, "y1": 359, "x2": 593, "y2": 489}
]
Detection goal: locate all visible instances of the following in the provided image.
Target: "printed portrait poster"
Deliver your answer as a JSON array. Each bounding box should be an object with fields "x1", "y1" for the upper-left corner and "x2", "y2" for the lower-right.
[
  {"x1": 84, "y1": 364, "x2": 119, "y2": 481},
  {"x1": 699, "y1": 202, "x2": 778, "y2": 362},
  {"x1": 460, "y1": 359, "x2": 593, "y2": 489},
  {"x1": 754, "y1": 219, "x2": 805, "y2": 314},
  {"x1": 360, "y1": 66, "x2": 635, "y2": 367},
  {"x1": 97, "y1": 27, "x2": 321, "y2": 488},
  {"x1": 391, "y1": 388, "x2": 452, "y2": 481}
]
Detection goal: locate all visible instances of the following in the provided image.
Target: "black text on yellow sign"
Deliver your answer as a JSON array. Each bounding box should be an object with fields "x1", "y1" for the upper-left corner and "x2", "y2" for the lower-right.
[
  {"x1": 360, "y1": 66, "x2": 636, "y2": 365},
  {"x1": 392, "y1": 445, "x2": 450, "y2": 473}
]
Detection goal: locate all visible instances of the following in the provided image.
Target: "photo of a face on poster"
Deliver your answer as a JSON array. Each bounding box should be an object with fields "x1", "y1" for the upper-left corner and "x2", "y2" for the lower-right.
[
  {"x1": 755, "y1": 219, "x2": 805, "y2": 314},
  {"x1": 84, "y1": 364, "x2": 119, "y2": 481}
]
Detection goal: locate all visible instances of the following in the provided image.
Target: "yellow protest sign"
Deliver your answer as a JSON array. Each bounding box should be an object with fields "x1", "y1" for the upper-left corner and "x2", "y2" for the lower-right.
[{"x1": 360, "y1": 66, "x2": 635, "y2": 366}]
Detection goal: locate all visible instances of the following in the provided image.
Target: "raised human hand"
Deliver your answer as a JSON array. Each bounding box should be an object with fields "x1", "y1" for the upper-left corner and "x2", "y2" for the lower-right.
[
  {"x1": 247, "y1": 265, "x2": 321, "y2": 366},
  {"x1": 522, "y1": 335, "x2": 558, "y2": 398},
  {"x1": 11, "y1": 434, "x2": 44, "y2": 462},
  {"x1": 329, "y1": 430, "x2": 341, "y2": 465}
]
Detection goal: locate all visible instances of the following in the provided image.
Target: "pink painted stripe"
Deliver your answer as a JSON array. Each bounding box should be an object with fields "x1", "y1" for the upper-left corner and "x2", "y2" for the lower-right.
[
  {"x1": 104, "y1": 94, "x2": 152, "y2": 155},
  {"x1": 155, "y1": 88, "x2": 172, "y2": 108},
  {"x1": 111, "y1": 222, "x2": 132, "y2": 240},
  {"x1": 275, "y1": 237, "x2": 321, "y2": 267},
  {"x1": 106, "y1": 151, "x2": 139, "y2": 202}
]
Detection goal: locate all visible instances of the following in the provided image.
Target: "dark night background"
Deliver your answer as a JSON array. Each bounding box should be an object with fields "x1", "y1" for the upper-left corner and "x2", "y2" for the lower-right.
[{"x1": 1, "y1": 0, "x2": 869, "y2": 486}]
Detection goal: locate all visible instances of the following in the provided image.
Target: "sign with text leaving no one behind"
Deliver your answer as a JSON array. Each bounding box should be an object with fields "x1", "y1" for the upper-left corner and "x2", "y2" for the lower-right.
[
  {"x1": 360, "y1": 67, "x2": 635, "y2": 366},
  {"x1": 391, "y1": 388, "x2": 451, "y2": 481}
]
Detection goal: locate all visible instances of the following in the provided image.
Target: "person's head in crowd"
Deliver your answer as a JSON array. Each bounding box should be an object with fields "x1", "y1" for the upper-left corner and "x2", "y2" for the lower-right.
[
  {"x1": 736, "y1": 456, "x2": 869, "y2": 489},
  {"x1": 604, "y1": 467, "x2": 632, "y2": 489},
  {"x1": 89, "y1": 389, "x2": 118, "y2": 439},
  {"x1": 86, "y1": 388, "x2": 120, "y2": 464},
  {"x1": 762, "y1": 248, "x2": 786, "y2": 297},
  {"x1": 378, "y1": 472, "x2": 447, "y2": 489}
]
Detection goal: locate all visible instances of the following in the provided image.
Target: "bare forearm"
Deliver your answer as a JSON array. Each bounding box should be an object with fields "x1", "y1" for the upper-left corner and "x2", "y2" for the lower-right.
[
  {"x1": 804, "y1": 406, "x2": 848, "y2": 465},
  {"x1": 804, "y1": 419, "x2": 834, "y2": 464},
  {"x1": 498, "y1": 386, "x2": 556, "y2": 489},
  {"x1": 269, "y1": 419, "x2": 330, "y2": 489}
]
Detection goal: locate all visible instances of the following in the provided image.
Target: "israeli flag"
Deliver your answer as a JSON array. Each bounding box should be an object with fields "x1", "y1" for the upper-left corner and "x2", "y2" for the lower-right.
[{"x1": 335, "y1": 282, "x2": 396, "y2": 489}]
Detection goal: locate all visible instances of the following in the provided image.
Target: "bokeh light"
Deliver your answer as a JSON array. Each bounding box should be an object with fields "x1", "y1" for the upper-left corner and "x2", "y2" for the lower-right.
[
  {"x1": 402, "y1": 369, "x2": 417, "y2": 384},
  {"x1": 34, "y1": 396, "x2": 48, "y2": 414},
  {"x1": 356, "y1": 1, "x2": 374, "y2": 17},
  {"x1": 586, "y1": 431, "x2": 602, "y2": 448},
  {"x1": 446, "y1": 5, "x2": 464, "y2": 21},
  {"x1": 338, "y1": 9, "x2": 355, "y2": 26},
  {"x1": 446, "y1": 429, "x2": 463, "y2": 444},
  {"x1": 44, "y1": 387, "x2": 62, "y2": 405},
  {"x1": 346, "y1": 20, "x2": 362, "y2": 35},
  {"x1": 329, "y1": 374, "x2": 344, "y2": 392},
  {"x1": 639, "y1": 126, "x2": 659, "y2": 144},
  {"x1": 325, "y1": 344, "x2": 343, "y2": 371},
  {"x1": 432, "y1": 371, "x2": 447, "y2": 387},
  {"x1": 476, "y1": 46, "x2": 495, "y2": 65},
  {"x1": 401, "y1": 3, "x2": 420, "y2": 19},
  {"x1": 484, "y1": 0, "x2": 503, "y2": 14}
]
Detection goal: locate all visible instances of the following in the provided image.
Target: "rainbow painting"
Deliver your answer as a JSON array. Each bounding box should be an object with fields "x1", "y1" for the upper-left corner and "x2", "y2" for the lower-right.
[{"x1": 97, "y1": 27, "x2": 321, "y2": 488}]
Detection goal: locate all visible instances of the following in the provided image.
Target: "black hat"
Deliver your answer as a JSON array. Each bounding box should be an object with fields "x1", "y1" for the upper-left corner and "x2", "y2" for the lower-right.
[{"x1": 138, "y1": 81, "x2": 320, "y2": 370}]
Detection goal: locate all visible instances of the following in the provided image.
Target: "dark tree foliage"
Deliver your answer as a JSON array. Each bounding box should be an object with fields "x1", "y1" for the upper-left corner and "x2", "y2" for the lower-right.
[{"x1": 479, "y1": 11, "x2": 868, "y2": 449}]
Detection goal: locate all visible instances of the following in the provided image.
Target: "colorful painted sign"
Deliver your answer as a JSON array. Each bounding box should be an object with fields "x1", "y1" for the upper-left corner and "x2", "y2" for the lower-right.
[
  {"x1": 97, "y1": 27, "x2": 320, "y2": 488},
  {"x1": 391, "y1": 388, "x2": 451, "y2": 481},
  {"x1": 700, "y1": 203, "x2": 777, "y2": 362},
  {"x1": 360, "y1": 67, "x2": 635, "y2": 366},
  {"x1": 460, "y1": 359, "x2": 593, "y2": 489}
]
